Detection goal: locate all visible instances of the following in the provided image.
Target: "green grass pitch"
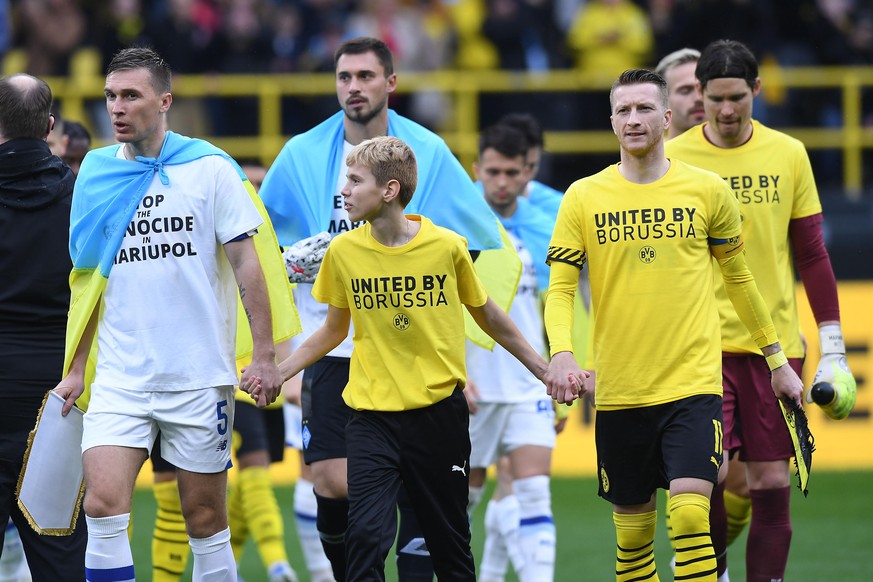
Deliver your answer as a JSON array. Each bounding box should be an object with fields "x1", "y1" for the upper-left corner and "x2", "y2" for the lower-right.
[{"x1": 128, "y1": 470, "x2": 873, "y2": 581}]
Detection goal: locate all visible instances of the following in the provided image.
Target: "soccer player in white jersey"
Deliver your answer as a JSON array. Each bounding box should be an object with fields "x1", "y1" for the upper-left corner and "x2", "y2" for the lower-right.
[
  {"x1": 467, "y1": 124, "x2": 559, "y2": 581},
  {"x1": 542, "y1": 68, "x2": 804, "y2": 581},
  {"x1": 55, "y1": 47, "x2": 284, "y2": 581},
  {"x1": 666, "y1": 39, "x2": 856, "y2": 582}
]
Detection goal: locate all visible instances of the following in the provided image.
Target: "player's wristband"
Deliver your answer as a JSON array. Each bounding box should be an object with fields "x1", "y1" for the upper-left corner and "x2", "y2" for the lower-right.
[
  {"x1": 765, "y1": 351, "x2": 789, "y2": 371},
  {"x1": 819, "y1": 324, "x2": 845, "y2": 355}
]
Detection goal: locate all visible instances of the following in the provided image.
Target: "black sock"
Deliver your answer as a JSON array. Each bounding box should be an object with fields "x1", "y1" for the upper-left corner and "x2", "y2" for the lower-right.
[
  {"x1": 315, "y1": 491, "x2": 349, "y2": 582},
  {"x1": 396, "y1": 487, "x2": 435, "y2": 581}
]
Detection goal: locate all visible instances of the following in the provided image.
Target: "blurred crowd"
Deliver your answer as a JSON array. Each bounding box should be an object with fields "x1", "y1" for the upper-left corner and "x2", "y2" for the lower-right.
[
  {"x1": 3, "y1": 0, "x2": 872, "y2": 78},
  {"x1": 1, "y1": 0, "x2": 872, "y2": 188}
]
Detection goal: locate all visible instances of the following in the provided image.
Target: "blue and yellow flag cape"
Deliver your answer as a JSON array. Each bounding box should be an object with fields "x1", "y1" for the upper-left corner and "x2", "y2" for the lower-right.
[
  {"x1": 527, "y1": 179, "x2": 564, "y2": 220},
  {"x1": 259, "y1": 110, "x2": 520, "y2": 349},
  {"x1": 67, "y1": 132, "x2": 299, "y2": 408}
]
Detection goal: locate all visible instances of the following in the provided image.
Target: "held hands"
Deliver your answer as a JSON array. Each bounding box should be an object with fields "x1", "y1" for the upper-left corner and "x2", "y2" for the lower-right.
[
  {"x1": 240, "y1": 359, "x2": 284, "y2": 408},
  {"x1": 543, "y1": 351, "x2": 590, "y2": 404},
  {"x1": 806, "y1": 324, "x2": 857, "y2": 420},
  {"x1": 283, "y1": 232, "x2": 331, "y2": 283}
]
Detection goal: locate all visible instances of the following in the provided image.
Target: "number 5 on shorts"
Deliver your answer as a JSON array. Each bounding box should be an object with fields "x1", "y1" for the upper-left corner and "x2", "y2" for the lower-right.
[{"x1": 217, "y1": 400, "x2": 229, "y2": 435}]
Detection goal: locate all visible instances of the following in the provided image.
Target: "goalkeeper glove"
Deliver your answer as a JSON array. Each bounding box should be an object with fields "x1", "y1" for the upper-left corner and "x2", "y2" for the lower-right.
[
  {"x1": 806, "y1": 324, "x2": 856, "y2": 420},
  {"x1": 282, "y1": 232, "x2": 331, "y2": 283}
]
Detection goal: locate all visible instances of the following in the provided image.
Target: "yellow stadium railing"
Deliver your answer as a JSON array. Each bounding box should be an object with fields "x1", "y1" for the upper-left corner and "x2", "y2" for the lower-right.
[{"x1": 39, "y1": 65, "x2": 873, "y2": 199}]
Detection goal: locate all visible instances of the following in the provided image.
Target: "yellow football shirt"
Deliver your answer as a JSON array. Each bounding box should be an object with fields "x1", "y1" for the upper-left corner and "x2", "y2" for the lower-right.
[
  {"x1": 666, "y1": 120, "x2": 821, "y2": 357},
  {"x1": 313, "y1": 215, "x2": 488, "y2": 411},
  {"x1": 547, "y1": 160, "x2": 742, "y2": 410}
]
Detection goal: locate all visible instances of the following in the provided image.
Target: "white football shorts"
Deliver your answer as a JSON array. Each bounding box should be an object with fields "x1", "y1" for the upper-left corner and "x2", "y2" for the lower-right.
[
  {"x1": 469, "y1": 399, "x2": 556, "y2": 469},
  {"x1": 82, "y1": 383, "x2": 236, "y2": 473}
]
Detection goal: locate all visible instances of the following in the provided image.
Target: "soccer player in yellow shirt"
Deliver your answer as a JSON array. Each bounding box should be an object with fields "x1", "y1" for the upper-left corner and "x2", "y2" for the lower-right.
[
  {"x1": 542, "y1": 69, "x2": 804, "y2": 582},
  {"x1": 247, "y1": 136, "x2": 557, "y2": 581},
  {"x1": 665, "y1": 39, "x2": 856, "y2": 582}
]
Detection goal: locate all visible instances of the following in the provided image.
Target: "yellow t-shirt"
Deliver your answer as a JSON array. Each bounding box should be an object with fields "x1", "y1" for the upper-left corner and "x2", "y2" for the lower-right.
[
  {"x1": 313, "y1": 215, "x2": 488, "y2": 411},
  {"x1": 546, "y1": 161, "x2": 741, "y2": 410},
  {"x1": 666, "y1": 120, "x2": 821, "y2": 357}
]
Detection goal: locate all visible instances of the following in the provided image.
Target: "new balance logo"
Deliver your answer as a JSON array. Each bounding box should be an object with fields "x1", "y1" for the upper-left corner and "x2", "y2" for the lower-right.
[
  {"x1": 216, "y1": 439, "x2": 228, "y2": 452},
  {"x1": 451, "y1": 460, "x2": 467, "y2": 476}
]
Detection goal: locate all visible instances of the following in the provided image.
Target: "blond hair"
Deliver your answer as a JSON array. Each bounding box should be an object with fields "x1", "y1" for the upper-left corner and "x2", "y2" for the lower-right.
[{"x1": 346, "y1": 136, "x2": 418, "y2": 207}]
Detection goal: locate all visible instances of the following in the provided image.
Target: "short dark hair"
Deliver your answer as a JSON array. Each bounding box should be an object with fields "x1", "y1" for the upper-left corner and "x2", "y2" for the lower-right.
[
  {"x1": 609, "y1": 69, "x2": 668, "y2": 110},
  {"x1": 498, "y1": 112, "x2": 543, "y2": 149},
  {"x1": 63, "y1": 119, "x2": 92, "y2": 144},
  {"x1": 696, "y1": 40, "x2": 758, "y2": 90},
  {"x1": 478, "y1": 124, "x2": 528, "y2": 159},
  {"x1": 334, "y1": 37, "x2": 394, "y2": 77},
  {"x1": 0, "y1": 74, "x2": 53, "y2": 140},
  {"x1": 107, "y1": 47, "x2": 172, "y2": 93}
]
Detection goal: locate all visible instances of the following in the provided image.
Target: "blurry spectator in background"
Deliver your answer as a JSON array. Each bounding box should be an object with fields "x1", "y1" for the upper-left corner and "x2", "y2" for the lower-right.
[
  {"x1": 663, "y1": 1, "x2": 776, "y2": 68},
  {"x1": 448, "y1": 0, "x2": 500, "y2": 70},
  {"x1": 0, "y1": 0, "x2": 10, "y2": 59},
  {"x1": 565, "y1": 0, "x2": 652, "y2": 130},
  {"x1": 139, "y1": 0, "x2": 219, "y2": 136},
  {"x1": 347, "y1": 0, "x2": 456, "y2": 130},
  {"x1": 269, "y1": 2, "x2": 308, "y2": 73},
  {"x1": 16, "y1": 0, "x2": 86, "y2": 76},
  {"x1": 566, "y1": 0, "x2": 652, "y2": 80},
  {"x1": 61, "y1": 119, "x2": 91, "y2": 176},
  {"x1": 208, "y1": 0, "x2": 274, "y2": 137},
  {"x1": 481, "y1": 0, "x2": 565, "y2": 72},
  {"x1": 478, "y1": 0, "x2": 570, "y2": 128},
  {"x1": 93, "y1": 0, "x2": 146, "y2": 72},
  {"x1": 655, "y1": 47, "x2": 705, "y2": 139}
]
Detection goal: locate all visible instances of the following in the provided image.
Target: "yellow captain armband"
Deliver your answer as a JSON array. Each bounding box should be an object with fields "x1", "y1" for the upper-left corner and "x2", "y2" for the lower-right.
[
  {"x1": 555, "y1": 401, "x2": 573, "y2": 420},
  {"x1": 765, "y1": 351, "x2": 789, "y2": 371},
  {"x1": 709, "y1": 234, "x2": 745, "y2": 260}
]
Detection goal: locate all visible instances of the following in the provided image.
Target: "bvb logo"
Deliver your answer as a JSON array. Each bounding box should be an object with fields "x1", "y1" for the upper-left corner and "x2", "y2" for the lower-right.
[
  {"x1": 600, "y1": 466, "x2": 610, "y2": 493},
  {"x1": 393, "y1": 313, "x2": 410, "y2": 331},
  {"x1": 639, "y1": 245, "x2": 656, "y2": 264}
]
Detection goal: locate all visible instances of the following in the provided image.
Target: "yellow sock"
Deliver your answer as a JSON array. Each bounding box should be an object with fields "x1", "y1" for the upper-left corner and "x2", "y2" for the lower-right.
[
  {"x1": 663, "y1": 490, "x2": 676, "y2": 552},
  {"x1": 228, "y1": 479, "x2": 249, "y2": 562},
  {"x1": 239, "y1": 466, "x2": 289, "y2": 568},
  {"x1": 668, "y1": 493, "x2": 716, "y2": 581},
  {"x1": 613, "y1": 510, "x2": 660, "y2": 582},
  {"x1": 723, "y1": 489, "x2": 752, "y2": 546},
  {"x1": 152, "y1": 480, "x2": 190, "y2": 582}
]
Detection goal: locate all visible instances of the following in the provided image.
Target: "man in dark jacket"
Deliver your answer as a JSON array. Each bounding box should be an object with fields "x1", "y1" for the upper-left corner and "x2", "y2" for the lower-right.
[{"x1": 0, "y1": 73, "x2": 87, "y2": 580}]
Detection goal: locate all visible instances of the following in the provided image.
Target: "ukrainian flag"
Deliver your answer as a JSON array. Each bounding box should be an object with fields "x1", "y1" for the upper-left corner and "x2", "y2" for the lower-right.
[{"x1": 67, "y1": 132, "x2": 299, "y2": 409}]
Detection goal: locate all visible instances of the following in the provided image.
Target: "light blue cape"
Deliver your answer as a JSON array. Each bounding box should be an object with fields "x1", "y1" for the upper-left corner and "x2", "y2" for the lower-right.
[
  {"x1": 71, "y1": 131, "x2": 235, "y2": 275},
  {"x1": 259, "y1": 110, "x2": 502, "y2": 251}
]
